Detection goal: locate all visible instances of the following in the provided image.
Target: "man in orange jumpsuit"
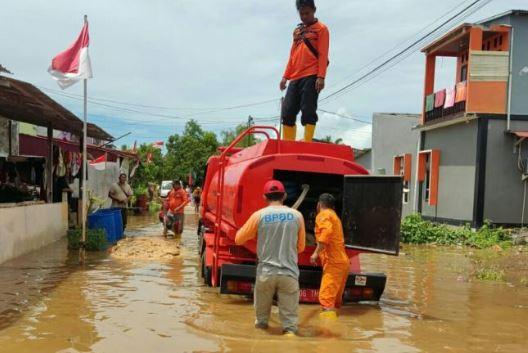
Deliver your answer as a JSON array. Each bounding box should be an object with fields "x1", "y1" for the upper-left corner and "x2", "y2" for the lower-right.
[
  {"x1": 164, "y1": 180, "x2": 189, "y2": 237},
  {"x1": 310, "y1": 193, "x2": 349, "y2": 318},
  {"x1": 280, "y1": 0, "x2": 330, "y2": 142}
]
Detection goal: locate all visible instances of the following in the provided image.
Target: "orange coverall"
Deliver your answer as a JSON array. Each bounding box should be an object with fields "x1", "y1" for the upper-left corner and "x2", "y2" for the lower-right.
[{"x1": 315, "y1": 208, "x2": 350, "y2": 309}]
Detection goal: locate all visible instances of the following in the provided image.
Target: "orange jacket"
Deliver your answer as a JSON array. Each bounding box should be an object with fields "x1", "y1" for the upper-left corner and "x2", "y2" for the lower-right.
[
  {"x1": 315, "y1": 208, "x2": 349, "y2": 266},
  {"x1": 283, "y1": 20, "x2": 330, "y2": 81},
  {"x1": 167, "y1": 188, "x2": 188, "y2": 214}
]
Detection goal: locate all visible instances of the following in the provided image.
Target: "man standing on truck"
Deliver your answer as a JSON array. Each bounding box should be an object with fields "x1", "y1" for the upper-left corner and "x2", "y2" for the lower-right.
[
  {"x1": 235, "y1": 180, "x2": 306, "y2": 336},
  {"x1": 164, "y1": 179, "x2": 189, "y2": 237},
  {"x1": 310, "y1": 193, "x2": 349, "y2": 319},
  {"x1": 280, "y1": 0, "x2": 329, "y2": 142}
]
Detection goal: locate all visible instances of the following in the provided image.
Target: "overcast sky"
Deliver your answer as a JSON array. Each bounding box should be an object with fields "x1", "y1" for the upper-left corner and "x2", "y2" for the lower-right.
[{"x1": 1, "y1": 0, "x2": 526, "y2": 148}]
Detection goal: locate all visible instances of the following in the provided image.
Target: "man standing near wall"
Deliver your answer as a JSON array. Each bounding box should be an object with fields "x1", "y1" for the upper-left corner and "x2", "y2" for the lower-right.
[
  {"x1": 280, "y1": 0, "x2": 329, "y2": 142},
  {"x1": 108, "y1": 173, "x2": 133, "y2": 231},
  {"x1": 235, "y1": 180, "x2": 306, "y2": 336}
]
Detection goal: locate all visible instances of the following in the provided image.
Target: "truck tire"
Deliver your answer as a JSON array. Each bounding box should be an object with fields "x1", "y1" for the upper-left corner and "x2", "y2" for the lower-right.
[{"x1": 201, "y1": 251, "x2": 212, "y2": 286}]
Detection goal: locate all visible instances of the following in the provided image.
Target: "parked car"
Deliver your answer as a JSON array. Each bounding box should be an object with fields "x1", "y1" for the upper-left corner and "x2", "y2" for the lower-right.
[
  {"x1": 160, "y1": 180, "x2": 184, "y2": 198},
  {"x1": 160, "y1": 180, "x2": 172, "y2": 198}
]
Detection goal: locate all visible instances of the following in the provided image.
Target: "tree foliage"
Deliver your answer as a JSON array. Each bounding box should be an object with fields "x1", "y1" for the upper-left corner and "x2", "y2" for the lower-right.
[
  {"x1": 132, "y1": 143, "x2": 164, "y2": 189},
  {"x1": 321, "y1": 135, "x2": 344, "y2": 144},
  {"x1": 220, "y1": 123, "x2": 258, "y2": 147},
  {"x1": 163, "y1": 120, "x2": 219, "y2": 184},
  {"x1": 130, "y1": 120, "x2": 263, "y2": 189}
]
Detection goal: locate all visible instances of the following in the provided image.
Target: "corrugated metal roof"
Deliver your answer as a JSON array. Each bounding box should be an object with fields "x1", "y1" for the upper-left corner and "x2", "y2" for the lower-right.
[
  {"x1": 0, "y1": 76, "x2": 111, "y2": 141},
  {"x1": 477, "y1": 9, "x2": 528, "y2": 25}
]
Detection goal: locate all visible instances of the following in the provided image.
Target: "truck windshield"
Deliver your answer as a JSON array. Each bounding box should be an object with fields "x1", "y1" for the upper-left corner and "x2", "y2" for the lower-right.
[{"x1": 161, "y1": 182, "x2": 172, "y2": 190}]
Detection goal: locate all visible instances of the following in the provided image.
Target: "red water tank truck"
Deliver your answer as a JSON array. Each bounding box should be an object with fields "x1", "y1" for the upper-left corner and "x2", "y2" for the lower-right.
[{"x1": 199, "y1": 126, "x2": 402, "y2": 303}]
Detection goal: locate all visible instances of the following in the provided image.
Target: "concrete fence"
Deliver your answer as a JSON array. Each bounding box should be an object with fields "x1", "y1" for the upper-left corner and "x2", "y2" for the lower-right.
[{"x1": 0, "y1": 202, "x2": 68, "y2": 264}]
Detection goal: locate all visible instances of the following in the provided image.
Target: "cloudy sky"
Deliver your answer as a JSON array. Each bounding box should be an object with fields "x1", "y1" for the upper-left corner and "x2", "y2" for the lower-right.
[{"x1": 1, "y1": 0, "x2": 526, "y2": 148}]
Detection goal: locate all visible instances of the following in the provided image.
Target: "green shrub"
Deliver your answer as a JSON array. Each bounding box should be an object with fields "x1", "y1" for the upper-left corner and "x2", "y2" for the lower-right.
[
  {"x1": 475, "y1": 267, "x2": 505, "y2": 281},
  {"x1": 401, "y1": 214, "x2": 511, "y2": 248},
  {"x1": 148, "y1": 202, "x2": 162, "y2": 213},
  {"x1": 67, "y1": 228, "x2": 108, "y2": 251}
]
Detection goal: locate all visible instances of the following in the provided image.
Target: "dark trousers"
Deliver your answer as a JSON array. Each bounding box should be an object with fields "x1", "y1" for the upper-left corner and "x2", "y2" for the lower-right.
[
  {"x1": 281, "y1": 75, "x2": 319, "y2": 126},
  {"x1": 121, "y1": 208, "x2": 128, "y2": 230}
]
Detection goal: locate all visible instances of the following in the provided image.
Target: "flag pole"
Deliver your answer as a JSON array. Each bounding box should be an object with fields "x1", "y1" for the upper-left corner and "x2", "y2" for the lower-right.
[{"x1": 80, "y1": 14, "x2": 88, "y2": 263}]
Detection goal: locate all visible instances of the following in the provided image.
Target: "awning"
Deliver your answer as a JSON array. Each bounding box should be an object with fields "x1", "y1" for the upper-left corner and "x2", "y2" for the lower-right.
[
  {"x1": 19, "y1": 134, "x2": 138, "y2": 162},
  {"x1": 512, "y1": 131, "x2": 528, "y2": 138},
  {"x1": 0, "y1": 76, "x2": 111, "y2": 141}
]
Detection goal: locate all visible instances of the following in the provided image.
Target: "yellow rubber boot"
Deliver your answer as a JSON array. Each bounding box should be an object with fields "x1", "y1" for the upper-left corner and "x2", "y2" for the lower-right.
[
  {"x1": 319, "y1": 310, "x2": 338, "y2": 320},
  {"x1": 282, "y1": 125, "x2": 296, "y2": 141},
  {"x1": 304, "y1": 124, "x2": 316, "y2": 142}
]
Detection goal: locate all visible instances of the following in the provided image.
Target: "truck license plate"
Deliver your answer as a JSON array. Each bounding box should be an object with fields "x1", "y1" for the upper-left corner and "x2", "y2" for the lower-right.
[
  {"x1": 299, "y1": 289, "x2": 319, "y2": 303},
  {"x1": 355, "y1": 275, "x2": 367, "y2": 286}
]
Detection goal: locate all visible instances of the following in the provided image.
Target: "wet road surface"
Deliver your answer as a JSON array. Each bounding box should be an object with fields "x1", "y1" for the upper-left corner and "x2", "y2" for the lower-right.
[{"x1": 1, "y1": 210, "x2": 527, "y2": 352}]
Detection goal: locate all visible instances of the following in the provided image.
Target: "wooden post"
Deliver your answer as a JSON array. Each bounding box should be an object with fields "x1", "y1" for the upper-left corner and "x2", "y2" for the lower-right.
[{"x1": 47, "y1": 124, "x2": 53, "y2": 203}]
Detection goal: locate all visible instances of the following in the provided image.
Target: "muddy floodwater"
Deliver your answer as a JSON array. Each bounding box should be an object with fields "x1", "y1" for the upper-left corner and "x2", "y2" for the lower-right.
[{"x1": 1, "y1": 209, "x2": 527, "y2": 353}]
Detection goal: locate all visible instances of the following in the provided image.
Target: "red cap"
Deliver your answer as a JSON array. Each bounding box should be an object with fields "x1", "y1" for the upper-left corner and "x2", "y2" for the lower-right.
[{"x1": 263, "y1": 180, "x2": 285, "y2": 195}]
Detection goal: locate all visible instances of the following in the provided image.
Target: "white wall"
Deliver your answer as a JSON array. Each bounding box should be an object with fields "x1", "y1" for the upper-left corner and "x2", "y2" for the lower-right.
[
  {"x1": 0, "y1": 202, "x2": 68, "y2": 264},
  {"x1": 87, "y1": 161, "x2": 121, "y2": 208}
]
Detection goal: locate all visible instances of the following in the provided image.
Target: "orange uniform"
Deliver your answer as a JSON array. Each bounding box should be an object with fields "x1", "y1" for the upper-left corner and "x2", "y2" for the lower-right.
[
  {"x1": 315, "y1": 208, "x2": 350, "y2": 309},
  {"x1": 167, "y1": 188, "x2": 188, "y2": 214},
  {"x1": 283, "y1": 20, "x2": 330, "y2": 81}
]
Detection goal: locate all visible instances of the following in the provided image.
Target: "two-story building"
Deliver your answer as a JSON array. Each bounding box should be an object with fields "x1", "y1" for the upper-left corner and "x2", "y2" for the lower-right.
[{"x1": 415, "y1": 10, "x2": 528, "y2": 227}]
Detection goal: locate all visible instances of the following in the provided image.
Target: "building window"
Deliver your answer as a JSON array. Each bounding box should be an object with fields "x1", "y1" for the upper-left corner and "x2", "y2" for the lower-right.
[
  {"x1": 393, "y1": 153, "x2": 412, "y2": 204},
  {"x1": 418, "y1": 150, "x2": 440, "y2": 206},
  {"x1": 460, "y1": 65, "x2": 468, "y2": 82},
  {"x1": 499, "y1": 35, "x2": 503, "y2": 46},
  {"x1": 493, "y1": 37, "x2": 498, "y2": 48},
  {"x1": 424, "y1": 155, "x2": 431, "y2": 203}
]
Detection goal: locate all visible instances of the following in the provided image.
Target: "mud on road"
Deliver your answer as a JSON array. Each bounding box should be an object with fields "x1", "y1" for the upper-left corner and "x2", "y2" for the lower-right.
[{"x1": 0, "y1": 208, "x2": 527, "y2": 353}]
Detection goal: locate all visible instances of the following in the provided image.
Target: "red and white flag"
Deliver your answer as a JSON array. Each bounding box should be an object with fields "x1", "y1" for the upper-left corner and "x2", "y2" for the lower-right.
[
  {"x1": 89, "y1": 154, "x2": 106, "y2": 171},
  {"x1": 151, "y1": 141, "x2": 164, "y2": 150},
  {"x1": 48, "y1": 21, "x2": 93, "y2": 89}
]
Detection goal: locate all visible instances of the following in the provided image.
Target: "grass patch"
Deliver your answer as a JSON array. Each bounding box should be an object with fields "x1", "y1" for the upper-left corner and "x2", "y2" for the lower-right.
[
  {"x1": 67, "y1": 228, "x2": 108, "y2": 251},
  {"x1": 475, "y1": 267, "x2": 506, "y2": 282},
  {"x1": 401, "y1": 214, "x2": 512, "y2": 249}
]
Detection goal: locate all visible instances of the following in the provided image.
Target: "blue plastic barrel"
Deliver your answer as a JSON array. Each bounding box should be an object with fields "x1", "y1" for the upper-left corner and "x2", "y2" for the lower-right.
[
  {"x1": 95, "y1": 208, "x2": 123, "y2": 241},
  {"x1": 88, "y1": 211, "x2": 116, "y2": 244}
]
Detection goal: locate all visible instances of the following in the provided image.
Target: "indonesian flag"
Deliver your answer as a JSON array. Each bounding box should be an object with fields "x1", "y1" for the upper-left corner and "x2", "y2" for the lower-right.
[
  {"x1": 151, "y1": 141, "x2": 164, "y2": 150},
  {"x1": 48, "y1": 20, "x2": 93, "y2": 89},
  {"x1": 89, "y1": 154, "x2": 106, "y2": 171}
]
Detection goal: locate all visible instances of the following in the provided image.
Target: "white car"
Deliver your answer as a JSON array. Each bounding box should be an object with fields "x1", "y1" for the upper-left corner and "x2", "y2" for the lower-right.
[
  {"x1": 160, "y1": 180, "x2": 173, "y2": 198},
  {"x1": 160, "y1": 180, "x2": 183, "y2": 198}
]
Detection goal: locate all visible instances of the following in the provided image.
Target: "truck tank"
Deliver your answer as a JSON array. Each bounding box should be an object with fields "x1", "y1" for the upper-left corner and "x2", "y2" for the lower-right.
[{"x1": 199, "y1": 126, "x2": 402, "y2": 303}]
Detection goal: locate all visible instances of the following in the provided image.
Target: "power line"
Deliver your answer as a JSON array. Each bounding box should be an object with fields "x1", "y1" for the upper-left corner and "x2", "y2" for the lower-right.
[
  {"x1": 321, "y1": 0, "x2": 493, "y2": 102},
  {"x1": 326, "y1": 0, "x2": 480, "y2": 90},
  {"x1": 317, "y1": 109, "x2": 372, "y2": 124},
  {"x1": 45, "y1": 89, "x2": 277, "y2": 125},
  {"x1": 40, "y1": 86, "x2": 279, "y2": 113}
]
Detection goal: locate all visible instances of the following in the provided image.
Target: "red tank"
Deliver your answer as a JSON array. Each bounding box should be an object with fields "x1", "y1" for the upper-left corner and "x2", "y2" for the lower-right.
[{"x1": 199, "y1": 126, "x2": 402, "y2": 303}]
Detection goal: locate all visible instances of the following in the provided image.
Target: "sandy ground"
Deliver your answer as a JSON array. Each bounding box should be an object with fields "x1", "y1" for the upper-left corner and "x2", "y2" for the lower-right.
[{"x1": 110, "y1": 236, "x2": 180, "y2": 260}]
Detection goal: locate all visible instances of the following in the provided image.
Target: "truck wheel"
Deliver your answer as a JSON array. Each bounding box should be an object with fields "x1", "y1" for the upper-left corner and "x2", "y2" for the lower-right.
[
  {"x1": 197, "y1": 219, "x2": 203, "y2": 236},
  {"x1": 201, "y1": 252, "x2": 212, "y2": 286}
]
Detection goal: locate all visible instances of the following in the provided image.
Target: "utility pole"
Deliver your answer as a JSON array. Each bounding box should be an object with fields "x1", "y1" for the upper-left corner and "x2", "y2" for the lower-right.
[{"x1": 246, "y1": 115, "x2": 254, "y2": 147}]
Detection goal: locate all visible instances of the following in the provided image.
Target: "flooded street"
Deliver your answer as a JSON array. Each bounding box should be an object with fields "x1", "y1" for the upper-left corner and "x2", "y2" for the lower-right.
[{"x1": 0, "y1": 210, "x2": 527, "y2": 353}]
